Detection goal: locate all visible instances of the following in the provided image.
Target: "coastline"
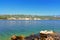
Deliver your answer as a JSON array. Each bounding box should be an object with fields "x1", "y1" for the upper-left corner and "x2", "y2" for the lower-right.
[{"x1": 0, "y1": 15, "x2": 60, "y2": 20}]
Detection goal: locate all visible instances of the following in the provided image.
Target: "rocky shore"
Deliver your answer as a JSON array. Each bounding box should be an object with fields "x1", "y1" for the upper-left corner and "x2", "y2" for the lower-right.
[{"x1": 11, "y1": 30, "x2": 60, "y2": 40}]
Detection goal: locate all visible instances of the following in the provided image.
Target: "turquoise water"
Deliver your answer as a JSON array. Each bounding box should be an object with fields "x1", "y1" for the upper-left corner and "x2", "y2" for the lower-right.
[{"x1": 0, "y1": 20, "x2": 60, "y2": 40}]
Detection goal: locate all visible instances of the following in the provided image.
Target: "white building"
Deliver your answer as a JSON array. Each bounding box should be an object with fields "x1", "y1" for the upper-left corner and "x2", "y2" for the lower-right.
[{"x1": 7, "y1": 17, "x2": 16, "y2": 20}]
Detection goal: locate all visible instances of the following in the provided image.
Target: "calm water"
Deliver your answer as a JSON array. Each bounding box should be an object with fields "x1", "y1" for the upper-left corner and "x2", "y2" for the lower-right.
[{"x1": 0, "y1": 20, "x2": 60, "y2": 40}]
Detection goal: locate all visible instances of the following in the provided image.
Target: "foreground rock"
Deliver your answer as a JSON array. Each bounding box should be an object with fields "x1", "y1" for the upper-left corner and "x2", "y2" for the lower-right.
[{"x1": 11, "y1": 30, "x2": 60, "y2": 40}]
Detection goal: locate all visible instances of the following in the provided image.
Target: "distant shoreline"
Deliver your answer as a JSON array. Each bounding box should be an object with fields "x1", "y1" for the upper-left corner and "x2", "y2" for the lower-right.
[{"x1": 0, "y1": 15, "x2": 60, "y2": 20}]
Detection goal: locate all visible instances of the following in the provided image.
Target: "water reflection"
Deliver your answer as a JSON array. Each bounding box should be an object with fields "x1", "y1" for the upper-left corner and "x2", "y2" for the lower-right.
[{"x1": 5, "y1": 20, "x2": 39, "y2": 26}]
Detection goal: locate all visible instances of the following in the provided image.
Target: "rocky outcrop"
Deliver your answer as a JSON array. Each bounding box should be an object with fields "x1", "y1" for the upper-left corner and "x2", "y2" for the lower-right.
[{"x1": 11, "y1": 30, "x2": 60, "y2": 40}]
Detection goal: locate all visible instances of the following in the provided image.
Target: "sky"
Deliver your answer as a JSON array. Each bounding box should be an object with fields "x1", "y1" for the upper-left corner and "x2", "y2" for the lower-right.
[{"x1": 0, "y1": 0, "x2": 60, "y2": 16}]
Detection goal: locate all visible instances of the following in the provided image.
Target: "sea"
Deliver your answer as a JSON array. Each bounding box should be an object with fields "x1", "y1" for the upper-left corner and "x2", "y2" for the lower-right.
[{"x1": 0, "y1": 20, "x2": 60, "y2": 40}]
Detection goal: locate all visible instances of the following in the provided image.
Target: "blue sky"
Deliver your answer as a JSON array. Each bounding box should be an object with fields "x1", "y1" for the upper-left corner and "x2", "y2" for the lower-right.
[{"x1": 0, "y1": 0, "x2": 60, "y2": 16}]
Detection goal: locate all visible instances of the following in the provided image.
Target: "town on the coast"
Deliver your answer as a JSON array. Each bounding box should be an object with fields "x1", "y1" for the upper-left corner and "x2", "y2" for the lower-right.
[
  {"x1": 0, "y1": 15, "x2": 60, "y2": 20},
  {"x1": 11, "y1": 30, "x2": 60, "y2": 40}
]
